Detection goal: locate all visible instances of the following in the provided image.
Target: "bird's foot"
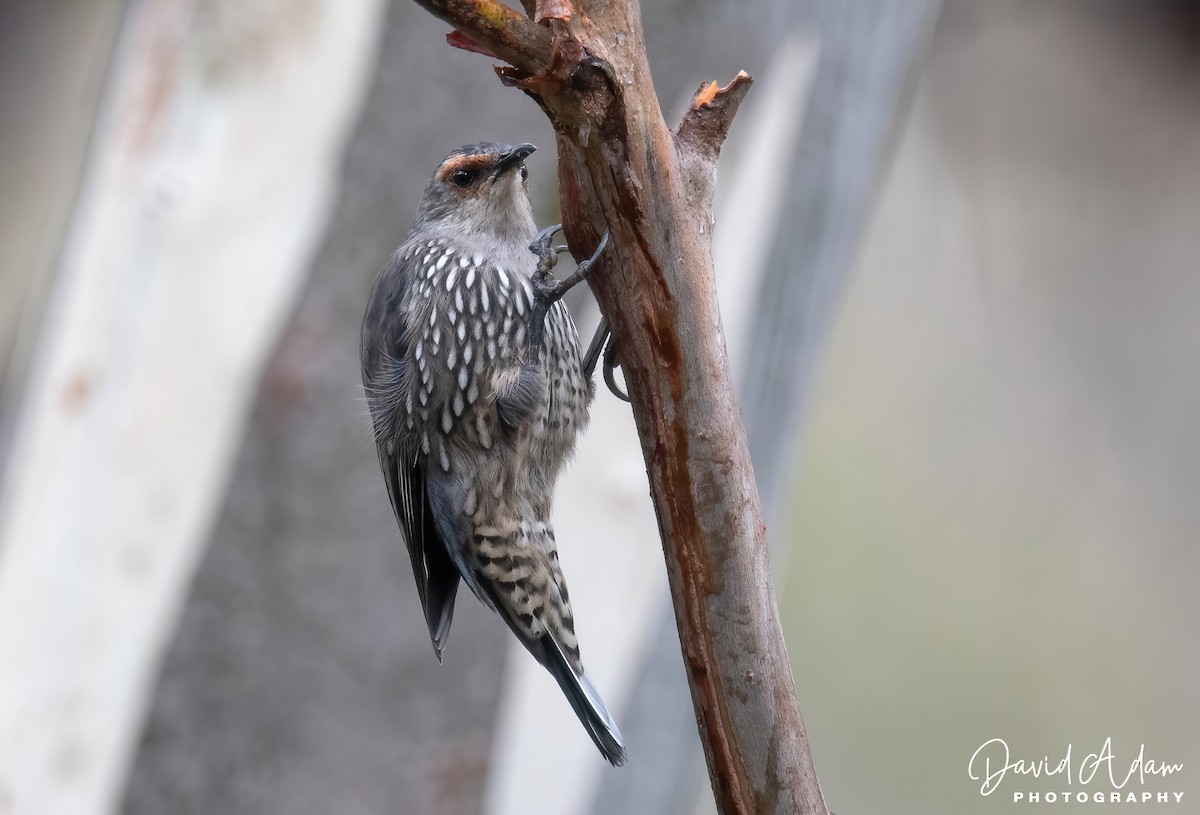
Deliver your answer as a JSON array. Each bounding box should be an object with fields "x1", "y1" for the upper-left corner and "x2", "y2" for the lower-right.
[
  {"x1": 530, "y1": 229, "x2": 609, "y2": 305},
  {"x1": 531, "y1": 223, "x2": 564, "y2": 278},
  {"x1": 582, "y1": 317, "x2": 630, "y2": 402},
  {"x1": 528, "y1": 230, "x2": 611, "y2": 357}
]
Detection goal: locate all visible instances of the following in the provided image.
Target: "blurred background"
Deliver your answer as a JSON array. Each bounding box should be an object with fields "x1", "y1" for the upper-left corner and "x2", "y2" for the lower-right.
[{"x1": 1, "y1": 1, "x2": 1197, "y2": 814}]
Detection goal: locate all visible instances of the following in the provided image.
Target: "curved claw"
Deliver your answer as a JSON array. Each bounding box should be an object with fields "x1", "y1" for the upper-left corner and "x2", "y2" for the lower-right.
[
  {"x1": 531, "y1": 223, "x2": 563, "y2": 254},
  {"x1": 602, "y1": 337, "x2": 630, "y2": 402},
  {"x1": 531, "y1": 223, "x2": 563, "y2": 276},
  {"x1": 587, "y1": 230, "x2": 610, "y2": 266},
  {"x1": 582, "y1": 315, "x2": 629, "y2": 402}
]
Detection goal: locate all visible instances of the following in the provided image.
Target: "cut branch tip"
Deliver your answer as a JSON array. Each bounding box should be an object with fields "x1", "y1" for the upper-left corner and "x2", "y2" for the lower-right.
[
  {"x1": 675, "y1": 70, "x2": 754, "y2": 159},
  {"x1": 693, "y1": 81, "x2": 719, "y2": 108},
  {"x1": 690, "y1": 71, "x2": 753, "y2": 110}
]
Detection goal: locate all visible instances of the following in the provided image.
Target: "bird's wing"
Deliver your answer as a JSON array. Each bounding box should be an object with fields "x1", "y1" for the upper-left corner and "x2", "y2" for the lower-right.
[
  {"x1": 383, "y1": 446, "x2": 462, "y2": 658},
  {"x1": 424, "y1": 466, "x2": 493, "y2": 608},
  {"x1": 362, "y1": 249, "x2": 461, "y2": 659}
]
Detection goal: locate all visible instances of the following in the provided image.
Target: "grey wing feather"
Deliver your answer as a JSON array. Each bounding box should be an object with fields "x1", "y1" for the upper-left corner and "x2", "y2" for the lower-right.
[
  {"x1": 382, "y1": 450, "x2": 460, "y2": 657},
  {"x1": 362, "y1": 249, "x2": 461, "y2": 658},
  {"x1": 424, "y1": 468, "x2": 493, "y2": 609}
]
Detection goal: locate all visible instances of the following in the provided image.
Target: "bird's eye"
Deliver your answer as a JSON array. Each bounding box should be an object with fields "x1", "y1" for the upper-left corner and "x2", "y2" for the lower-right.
[
  {"x1": 519, "y1": 164, "x2": 528, "y2": 182},
  {"x1": 451, "y1": 169, "x2": 476, "y2": 187}
]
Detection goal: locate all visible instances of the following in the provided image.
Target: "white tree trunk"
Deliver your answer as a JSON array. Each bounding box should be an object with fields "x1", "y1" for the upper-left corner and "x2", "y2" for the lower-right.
[{"x1": 0, "y1": 2, "x2": 385, "y2": 813}]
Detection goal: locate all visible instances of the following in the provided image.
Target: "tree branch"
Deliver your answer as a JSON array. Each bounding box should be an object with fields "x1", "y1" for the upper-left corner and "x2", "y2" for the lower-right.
[
  {"x1": 409, "y1": 2, "x2": 828, "y2": 812},
  {"x1": 676, "y1": 72, "x2": 754, "y2": 161},
  {"x1": 412, "y1": 0, "x2": 550, "y2": 74}
]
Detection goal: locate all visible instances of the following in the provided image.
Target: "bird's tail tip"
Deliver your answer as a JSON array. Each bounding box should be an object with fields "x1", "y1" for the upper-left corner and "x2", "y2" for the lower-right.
[
  {"x1": 495, "y1": 593, "x2": 627, "y2": 765},
  {"x1": 542, "y1": 635, "x2": 626, "y2": 765},
  {"x1": 576, "y1": 669, "x2": 627, "y2": 766}
]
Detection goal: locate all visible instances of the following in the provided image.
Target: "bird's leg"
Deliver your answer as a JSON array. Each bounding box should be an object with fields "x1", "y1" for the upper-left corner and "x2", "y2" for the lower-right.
[
  {"x1": 531, "y1": 228, "x2": 608, "y2": 304},
  {"x1": 581, "y1": 316, "x2": 609, "y2": 381},
  {"x1": 529, "y1": 227, "x2": 626, "y2": 401},
  {"x1": 539, "y1": 230, "x2": 608, "y2": 302},
  {"x1": 533, "y1": 229, "x2": 628, "y2": 402},
  {"x1": 528, "y1": 229, "x2": 610, "y2": 359},
  {"x1": 527, "y1": 224, "x2": 564, "y2": 360}
]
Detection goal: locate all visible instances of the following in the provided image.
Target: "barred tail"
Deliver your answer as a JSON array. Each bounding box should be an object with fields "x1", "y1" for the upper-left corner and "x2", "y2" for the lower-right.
[
  {"x1": 474, "y1": 521, "x2": 626, "y2": 765},
  {"x1": 480, "y1": 576, "x2": 626, "y2": 766}
]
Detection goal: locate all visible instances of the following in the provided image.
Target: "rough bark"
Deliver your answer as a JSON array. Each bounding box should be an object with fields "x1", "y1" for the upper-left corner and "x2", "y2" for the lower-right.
[
  {"x1": 411, "y1": 1, "x2": 827, "y2": 812},
  {"x1": 597, "y1": 4, "x2": 942, "y2": 811}
]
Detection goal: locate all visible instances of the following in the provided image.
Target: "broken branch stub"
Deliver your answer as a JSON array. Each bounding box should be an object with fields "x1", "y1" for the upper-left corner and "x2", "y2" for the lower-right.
[{"x1": 676, "y1": 71, "x2": 754, "y2": 160}]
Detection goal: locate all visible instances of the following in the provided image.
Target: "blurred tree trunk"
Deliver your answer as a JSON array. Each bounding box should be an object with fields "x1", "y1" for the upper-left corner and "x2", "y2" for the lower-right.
[
  {"x1": 0, "y1": 0, "x2": 939, "y2": 812},
  {"x1": 122, "y1": 4, "x2": 560, "y2": 815},
  {"x1": 0, "y1": 0, "x2": 123, "y2": 465},
  {"x1": 0, "y1": 2, "x2": 385, "y2": 814}
]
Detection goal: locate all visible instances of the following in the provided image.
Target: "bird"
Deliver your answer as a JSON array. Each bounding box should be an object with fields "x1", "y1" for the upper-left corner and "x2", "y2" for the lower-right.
[{"x1": 360, "y1": 141, "x2": 626, "y2": 765}]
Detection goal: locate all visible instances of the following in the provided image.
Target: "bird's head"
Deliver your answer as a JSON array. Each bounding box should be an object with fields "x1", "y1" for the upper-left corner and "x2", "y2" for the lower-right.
[{"x1": 415, "y1": 142, "x2": 538, "y2": 242}]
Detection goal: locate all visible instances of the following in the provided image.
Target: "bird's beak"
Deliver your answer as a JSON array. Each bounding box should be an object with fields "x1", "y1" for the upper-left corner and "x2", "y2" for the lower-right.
[{"x1": 493, "y1": 143, "x2": 536, "y2": 177}]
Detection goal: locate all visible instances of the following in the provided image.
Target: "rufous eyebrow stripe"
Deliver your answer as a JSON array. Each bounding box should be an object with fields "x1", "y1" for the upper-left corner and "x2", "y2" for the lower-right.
[{"x1": 435, "y1": 153, "x2": 493, "y2": 183}]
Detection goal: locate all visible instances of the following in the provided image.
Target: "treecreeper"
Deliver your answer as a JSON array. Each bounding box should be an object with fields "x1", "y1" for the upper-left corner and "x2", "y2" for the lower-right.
[{"x1": 360, "y1": 141, "x2": 624, "y2": 764}]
